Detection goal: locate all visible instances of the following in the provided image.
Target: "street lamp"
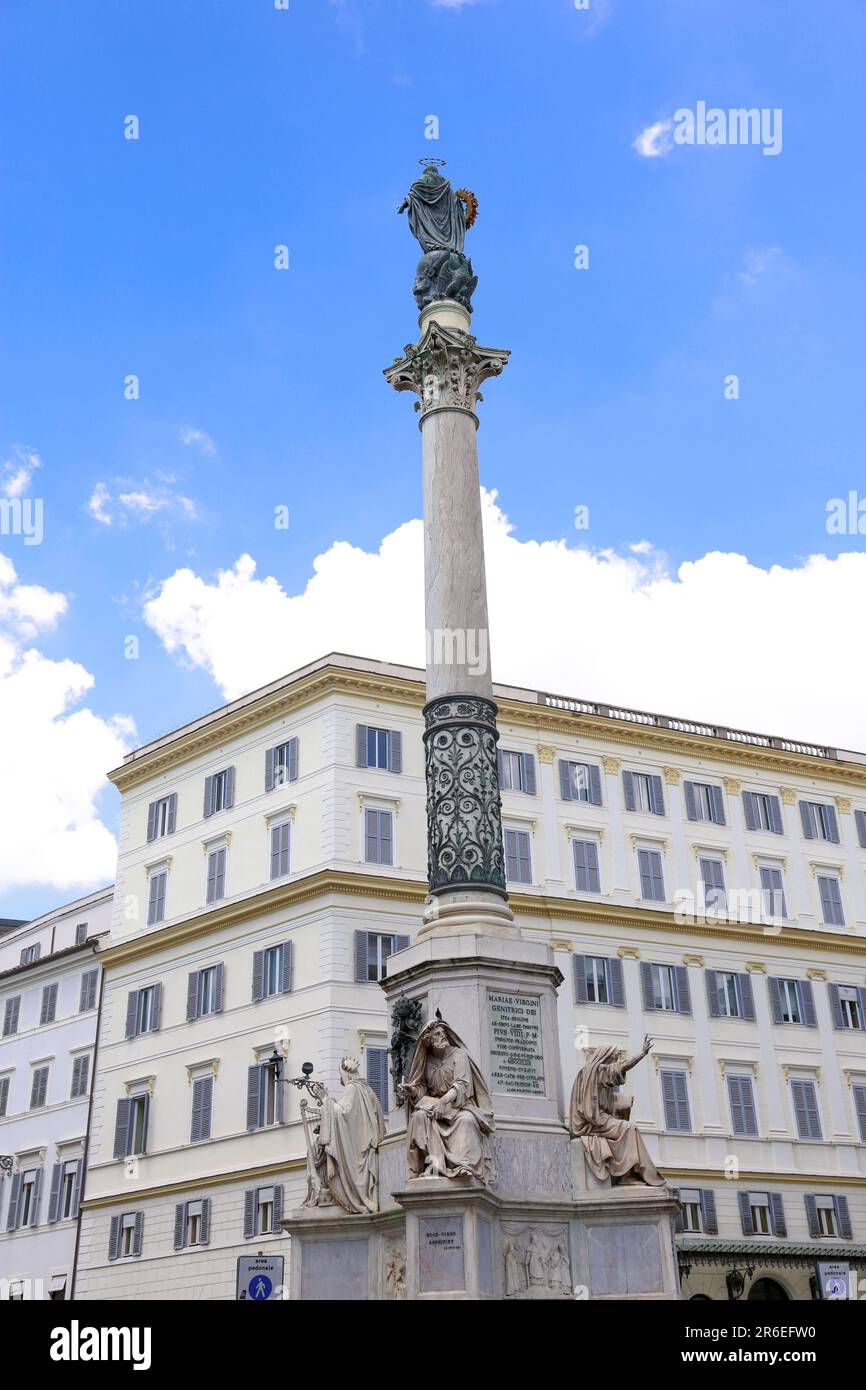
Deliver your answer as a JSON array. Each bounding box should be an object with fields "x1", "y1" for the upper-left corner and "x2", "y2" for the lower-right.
[{"x1": 266, "y1": 1051, "x2": 320, "y2": 1098}]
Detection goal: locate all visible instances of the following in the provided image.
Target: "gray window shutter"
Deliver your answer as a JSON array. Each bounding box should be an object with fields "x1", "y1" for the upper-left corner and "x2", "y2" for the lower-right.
[
  {"x1": 125, "y1": 991, "x2": 138, "y2": 1039},
  {"x1": 225, "y1": 766, "x2": 235, "y2": 809},
  {"x1": 6, "y1": 1172, "x2": 22, "y2": 1231},
  {"x1": 737, "y1": 972, "x2": 755, "y2": 1020},
  {"x1": 742, "y1": 791, "x2": 758, "y2": 830},
  {"x1": 768, "y1": 796, "x2": 783, "y2": 834},
  {"x1": 800, "y1": 980, "x2": 817, "y2": 1028},
  {"x1": 649, "y1": 775, "x2": 665, "y2": 815},
  {"x1": 731, "y1": 1077, "x2": 758, "y2": 1136},
  {"x1": 201, "y1": 1076, "x2": 213, "y2": 1140},
  {"x1": 246, "y1": 1066, "x2": 263, "y2": 1130},
  {"x1": 281, "y1": 940, "x2": 293, "y2": 993},
  {"x1": 825, "y1": 805, "x2": 840, "y2": 843},
  {"x1": 640, "y1": 961, "x2": 655, "y2": 1009},
  {"x1": 201, "y1": 1197, "x2": 211, "y2": 1245},
  {"x1": 174, "y1": 1202, "x2": 186, "y2": 1250},
  {"x1": 573, "y1": 954, "x2": 588, "y2": 1005},
  {"x1": 191, "y1": 1078, "x2": 206, "y2": 1142},
  {"x1": 395, "y1": 934, "x2": 409, "y2": 952},
  {"x1": 856, "y1": 809, "x2": 866, "y2": 848},
  {"x1": 71, "y1": 1159, "x2": 83, "y2": 1218},
  {"x1": 40, "y1": 984, "x2": 56, "y2": 1025},
  {"x1": 523, "y1": 754, "x2": 537, "y2": 796},
  {"x1": 609, "y1": 957, "x2": 625, "y2": 1008},
  {"x1": 558, "y1": 760, "x2": 573, "y2": 801},
  {"x1": 835, "y1": 1196, "x2": 852, "y2": 1240},
  {"x1": 48, "y1": 1162, "x2": 63, "y2": 1223},
  {"x1": 768, "y1": 977, "x2": 783, "y2": 1025},
  {"x1": 354, "y1": 930, "x2": 369, "y2": 983},
  {"x1": 683, "y1": 781, "x2": 698, "y2": 821},
  {"x1": 705, "y1": 970, "x2": 720, "y2": 1018},
  {"x1": 79, "y1": 969, "x2": 97, "y2": 1012},
  {"x1": 769, "y1": 1192, "x2": 786, "y2": 1237},
  {"x1": 139, "y1": 1093, "x2": 150, "y2": 1153},
  {"x1": 244, "y1": 1188, "x2": 257, "y2": 1239},
  {"x1": 203, "y1": 774, "x2": 214, "y2": 818},
  {"x1": 355, "y1": 725, "x2": 368, "y2": 767},
  {"x1": 214, "y1": 961, "x2": 225, "y2": 1012},
  {"x1": 366, "y1": 1048, "x2": 389, "y2": 1112},
  {"x1": 146, "y1": 801, "x2": 158, "y2": 842},
  {"x1": 30, "y1": 1167, "x2": 43, "y2": 1226},
  {"x1": 113, "y1": 1098, "x2": 130, "y2": 1159},
  {"x1": 799, "y1": 800, "x2": 815, "y2": 839},
  {"x1": 710, "y1": 785, "x2": 725, "y2": 824},
  {"x1": 673, "y1": 966, "x2": 691, "y2": 1014},
  {"x1": 588, "y1": 764, "x2": 602, "y2": 805},
  {"x1": 738, "y1": 1190, "x2": 754, "y2": 1236},
  {"x1": 275, "y1": 1067, "x2": 285, "y2": 1123},
  {"x1": 108, "y1": 1213, "x2": 122, "y2": 1260},
  {"x1": 827, "y1": 983, "x2": 845, "y2": 1030},
  {"x1": 151, "y1": 982, "x2": 162, "y2": 1032},
  {"x1": 388, "y1": 731, "x2": 402, "y2": 774},
  {"x1": 661, "y1": 1070, "x2": 690, "y2": 1130},
  {"x1": 132, "y1": 1211, "x2": 144, "y2": 1256},
  {"x1": 700, "y1": 1190, "x2": 718, "y2": 1235},
  {"x1": 854, "y1": 1085, "x2": 866, "y2": 1142},
  {"x1": 166, "y1": 792, "x2": 177, "y2": 833},
  {"x1": 265, "y1": 746, "x2": 275, "y2": 792},
  {"x1": 287, "y1": 737, "x2": 299, "y2": 781},
  {"x1": 186, "y1": 971, "x2": 200, "y2": 1022},
  {"x1": 251, "y1": 949, "x2": 265, "y2": 1002},
  {"x1": 804, "y1": 1194, "x2": 820, "y2": 1237},
  {"x1": 272, "y1": 1185, "x2": 283, "y2": 1230},
  {"x1": 622, "y1": 770, "x2": 636, "y2": 811}
]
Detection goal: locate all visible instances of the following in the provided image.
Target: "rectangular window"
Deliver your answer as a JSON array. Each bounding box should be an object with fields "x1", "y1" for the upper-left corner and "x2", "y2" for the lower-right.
[
  {"x1": 264, "y1": 944, "x2": 286, "y2": 998},
  {"x1": 355, "y1": 931, "x2": 409, "y2": 983},
  {"x1": 749, "y1": 1193, "x2": 771, "y2": 1236},
  {"x1": 759, "y1": 865, "x2": 787, "y2": 918},
  {"x1": 356, "y1": 724, "x2": 402, "y2": 773},
  {"x1": 727, "y1": 1075, "x2": 759, "y2": 1137},
  {"x1": 637, "y1": 847, "x2": 665, "y2": 901},
  {"x1": 498, "y1": 749, "x2": 537, "y2": 795},
  {"x1": 3, "y1": 995, "x2": 20, "y2": 1036},
  {"x1": 649, "y1": 964, "x2": 677, "y2": 1011},
  {"x1": 20, "y1": 943, "x2": 41, "y2": 965},
  {"x1": 679, "y1": 1188, "x2": 702, "y2": 1233},
  {"x1": 197, "y1": 966, "x2": 218, "y2": 1017},
  {"x1": 187, "y1": 1200, "x2": 204, "y2": 1247},
  {"x1": 0, "y1": 1076, "x2": 9, "y2": 1117},
  {"x1": 856, "y1": 808, "x2": 866, "y2": 848},
  {"x1": 266, "y1": 738, "x2": 299, "y2": 790},
  {"x1": 742, "y1": 790, "x2": 783, "y2": 834},
  {"x1": 791, "y1": 1079, "x2": 822, "y2": 1141},
  {"x1": 815, "y1": 1196, "x2": 836, "y2": 1237},
  {"x1": 699, "y1": 857, "x2": 726, "y2": 914},
  {"x1": 559, "y1": 759, "x2": 602, "y2": 805},
  {"x1": 270, "y1": 820, "x2": 291, "y2": 879},
  {"x1": 137, "y1": 985, "x2": 156, "y2": 1034},
  {"x1": 661, "y1": 1070, "x2": 691, "y2": 1132},
  {"x1": 109, "y1": 1212, "x2": 143, "y2": 1260},
  {"x1": 800, "y1": 800, "x2": 840, "y2": 844},
  {"x1": 128, "y1": 1094, "x2": 149, "y2": 1155},
  {"x1": 79, "y1": 969, "x2": 98, "y2": 1013},
  {"x1": 572, "y1": 839, "x2": 601, "y2": 893},
  {"x1": 684, "y1": 781, "x2": 725, "y2": 825},
  {"x1": 623, "y1": 771, "x2": 665, "y2": 815},
  {"x1": 246, "y1": 1064, "x2": 284, "y2": 1130},
  {"x1": 60, "y1": 1161, "x2": 80, "y2": 1221},
  {"x1": 30, "y1": 1066, "x2": 48, "y2": 1110},
  {"x1": 504, "y1": 828, "x2": 532, "y2": 884},
  {"x1": 251, "y1": 943, "x2": 292, "y2": 1001},
  {"x1": 585, "y1": 956, "x2": 611, "y2": 1005},
  {"x1": 146, "y1": 793, "x2": 176, "y2": 842},
  {"x1": 75, "y1": 923, "x2": 88, "y2": 945},
  {"x1": 206, "y1": 846, "x2": 227, "y2": 904},
  {"x1": 70, "y1": 1054, "x2": 90, "y2": 1099},
  {"x1": 713, "y1": 971, "x2": 742, "y2": 1018},
  {"x1": 837, "y1": 986, "x2": 863, "y2": 1031},
  {"x1": 574, "y1": 954, "x2": 625, "y2": 1008},
  {"x1": 19, "y1": 1170, "x2": 38, "y2": 1227},
  {"x1": 190, "y1": 1075, "x2": 214, "y2": 1143},
  {"x1": 147, "y1": 869, "x2": 167, "y2": 925},
  {"x1": 121, "y1": 1213, "x2": 138, "y2": 1257},
  {"x1": 817, "y1": 874, "x2": 845, "y2": 926},
  {"x1": 208, "y1": 768, "x2": 234, "y2": 815},
  {"x1": 778, "y1": 979, "x2": 803, "y2": 1025},
  {"x1": 364, "y1": 807, "x2": 394, "y2": 866},
  {"x1": 39, "y1": 982, "x2": 58, "y2": 1025}
]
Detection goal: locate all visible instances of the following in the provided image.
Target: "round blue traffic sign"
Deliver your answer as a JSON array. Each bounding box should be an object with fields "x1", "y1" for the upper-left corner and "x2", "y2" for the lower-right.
[{"x1": 249, "y1": 1274, "x2": 273, "y2": 1300}]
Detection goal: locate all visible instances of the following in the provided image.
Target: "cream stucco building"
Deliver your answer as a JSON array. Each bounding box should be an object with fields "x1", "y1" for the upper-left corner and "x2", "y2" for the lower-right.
[{"x1": 74, "y1": 653, "x2": 866, "y2": 1300}]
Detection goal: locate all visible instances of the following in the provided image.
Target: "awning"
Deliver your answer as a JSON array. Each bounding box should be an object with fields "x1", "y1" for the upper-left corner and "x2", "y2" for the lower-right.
[
  {"x1": 677, "y1": 1235, "x2": 866, "y2": 1269},
  {"x1": 49, "y1": 1274, "x2": 67, "y2": 1293}
]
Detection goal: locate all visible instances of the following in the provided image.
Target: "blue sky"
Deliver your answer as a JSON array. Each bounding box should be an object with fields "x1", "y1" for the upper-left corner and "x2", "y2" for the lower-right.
[{"x1": 1, "y1": 0, "x2": 865, "y2": 918}]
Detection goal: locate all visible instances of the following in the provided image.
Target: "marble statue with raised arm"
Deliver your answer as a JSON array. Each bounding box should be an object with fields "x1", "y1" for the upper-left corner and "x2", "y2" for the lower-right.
[
  {"x1": 569, "y1": 1035, "x2": 667, "y2": 1187},
  {"x1": 400, "y1": 1017, "x2": 495, "y2": 1184}
]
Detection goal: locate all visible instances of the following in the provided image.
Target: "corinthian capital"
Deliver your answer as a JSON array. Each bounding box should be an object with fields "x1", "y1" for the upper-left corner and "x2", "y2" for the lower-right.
[{"x1": 384, "y1": 322, "x2": 510, "y2": 422}]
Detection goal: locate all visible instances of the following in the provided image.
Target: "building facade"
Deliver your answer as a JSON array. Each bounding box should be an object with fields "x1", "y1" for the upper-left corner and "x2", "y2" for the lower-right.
[
  {"x1": 0, "y1": 887, "x2": 111, "y2": 1300},
  {"x1": 75, "y1": 653, "x2": 866, "y2": 1300}
]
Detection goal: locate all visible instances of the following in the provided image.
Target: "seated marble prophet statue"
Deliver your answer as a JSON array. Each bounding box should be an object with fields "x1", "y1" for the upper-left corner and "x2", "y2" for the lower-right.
[
  {"x1": 400, "y1": 1018, "x2": 495, "y2": 1185},
  {"x1": 569, "y1": 1035, "x2": 667, "y2": 1187}
]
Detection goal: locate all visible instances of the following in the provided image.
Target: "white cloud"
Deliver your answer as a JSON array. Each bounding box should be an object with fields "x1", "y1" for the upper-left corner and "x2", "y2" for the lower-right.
[
  {"x1": 737, "y1": 246, "x2": 784, "y2": 288},
  {"x1": 179, "y1": 427, "x2": 216, "y2": 457},
  {"x1": 86, "y1": 479, "x2": 199, "y2": 528},
  {"x1": 0, "y1": 554, "x2": 133, "y2": 894},
  {"x1": 633, "y1": 120, "x2": 673, "y2": 158},
  {"x1": 1, "y1": 446, "x2": 41, "y2": 499},
  {"x1": 143, "y1": 490, "x2": 866, "y2": 752},
  {"x1": 431, "y1": 0, "x2": 489, "y2": 8}
]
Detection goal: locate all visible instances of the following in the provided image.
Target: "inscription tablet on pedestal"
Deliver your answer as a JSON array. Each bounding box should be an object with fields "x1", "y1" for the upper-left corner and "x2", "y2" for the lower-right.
[
  {"x1": 488, "y1": 990, "x2": 545, "y2": 1095},
  {"x1": 419, "y1": 1217, "x2": 466, "y2": 1293}
]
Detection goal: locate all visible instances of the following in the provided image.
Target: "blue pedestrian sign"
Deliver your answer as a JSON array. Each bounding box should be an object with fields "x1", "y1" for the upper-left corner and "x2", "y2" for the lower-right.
[{"x1": 237, "y1": 1255, "x2": 284, "y2": 1301}]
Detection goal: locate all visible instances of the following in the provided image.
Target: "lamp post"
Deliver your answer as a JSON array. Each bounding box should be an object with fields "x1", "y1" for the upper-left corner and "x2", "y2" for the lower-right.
[{"x1": 265, "y1": 1053, "x2": 321, "y2": 1099}]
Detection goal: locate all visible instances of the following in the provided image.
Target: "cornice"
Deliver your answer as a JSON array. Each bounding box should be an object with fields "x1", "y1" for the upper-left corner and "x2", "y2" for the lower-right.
[
  {"x1": 663, "y1": 1167, "x2": 866, "y2": 1189},
  {"x1": 80, "y1": 1155, "x2": 305, "y2": 1210},
  {"x1": 109, "y1": 665, "x2": 866, "y2": 793},
  {"x1": 96, "y1": 869, "x2": 866, "y2": 969}
]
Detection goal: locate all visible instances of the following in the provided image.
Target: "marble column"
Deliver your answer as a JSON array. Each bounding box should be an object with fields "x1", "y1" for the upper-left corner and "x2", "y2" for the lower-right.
[{"x1": 385, "y1": 299, "x2": 515, "y2": 938}]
